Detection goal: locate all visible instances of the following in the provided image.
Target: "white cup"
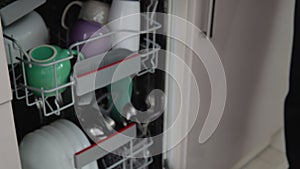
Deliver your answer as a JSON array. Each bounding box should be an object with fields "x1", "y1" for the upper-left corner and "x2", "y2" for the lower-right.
[
  {"x1": 108, "y1": 0, "x2": 141, "y2": 51},
  {"x1": 61, "y1": 0, "x2": 110, "y2": 30},
  {"x1": 4, "y1": 11, "x2": 49, "y2": 64}
]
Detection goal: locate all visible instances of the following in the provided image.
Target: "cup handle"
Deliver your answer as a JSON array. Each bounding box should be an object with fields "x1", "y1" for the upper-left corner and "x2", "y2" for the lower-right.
[{"x1": 61, "y1": 1, "x2": 83, "y2": 30}]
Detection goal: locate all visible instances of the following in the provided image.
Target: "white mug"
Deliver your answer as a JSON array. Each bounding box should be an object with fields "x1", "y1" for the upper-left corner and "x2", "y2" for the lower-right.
[
  {"x1": 61, "y1": 0, "x2": 110, "y2": 30},
  {"x1": 4, "y1": 11, "x2": 49, "y2": 64}
]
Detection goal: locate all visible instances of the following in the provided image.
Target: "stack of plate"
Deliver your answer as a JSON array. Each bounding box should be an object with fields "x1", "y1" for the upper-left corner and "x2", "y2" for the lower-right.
[{"x1": 19, "y1": 119, "x2": 98, "y2": 169}]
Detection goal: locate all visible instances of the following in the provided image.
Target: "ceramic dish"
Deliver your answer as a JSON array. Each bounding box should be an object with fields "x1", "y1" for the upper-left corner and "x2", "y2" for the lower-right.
[
  {"x1": 51, "y1": 121, "x2": 82, "y2": 152},
  {"x1": 25, "y1": 45, "x2": 73, "y2": 97},
  {"x1": 42, "y1": 125, "x2": 75, "y2": 169},
  {"x1": 59, "y1": 119, "x2": 90, "y2": 147},
  {"x1": 19, "y1": 131, "x2": 62, "y2": 169},
  {"x1": 35, "y1": 129, "x2": 70, "y2": 169},
  {"x1": 42, "y1": 125, "x2": 74, "y2": 157},
  {"x1": 55, "y1": 120, "x2": 98, "y2": 169},
  {"x1": 19, "y1": 120, "x2": 98, "y2": 169}
]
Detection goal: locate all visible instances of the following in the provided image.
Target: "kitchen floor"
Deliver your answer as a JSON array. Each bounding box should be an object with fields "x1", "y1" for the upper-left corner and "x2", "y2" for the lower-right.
[{"x1": 241, "y1": 129, "x2": 289, "y2": 169}]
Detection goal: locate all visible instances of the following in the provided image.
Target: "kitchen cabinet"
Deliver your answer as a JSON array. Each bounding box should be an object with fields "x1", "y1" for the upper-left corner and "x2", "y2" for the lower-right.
[
  {"x1": 166, "y1": 0, "x2": 294, "y2": 169},
  {"x1": 0, "y1": 20, "x2": 12, "y2": 104},
  {"x1": 0, "y1": 19, "x2": 22, "y2": 169}
]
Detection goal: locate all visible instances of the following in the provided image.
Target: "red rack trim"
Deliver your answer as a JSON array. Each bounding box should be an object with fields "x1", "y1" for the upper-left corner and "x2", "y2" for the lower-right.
[
  {"x1": 75, "y1": 123, "x2": 136, "y2": 155},
  {"x1": 77, "y1": 53, "x2": 140, "y2": 78}
]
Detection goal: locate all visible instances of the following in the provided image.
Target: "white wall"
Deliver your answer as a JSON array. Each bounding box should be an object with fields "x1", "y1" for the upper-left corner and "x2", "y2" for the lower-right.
[{"x1": 166, "y1": 0, "x2": 294, "y2": 168}]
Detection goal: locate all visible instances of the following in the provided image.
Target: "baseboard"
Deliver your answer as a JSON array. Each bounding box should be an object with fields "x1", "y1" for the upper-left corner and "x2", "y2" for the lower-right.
[{"x1": 230, "y1": 138, "x2": 271, "y2": 169}]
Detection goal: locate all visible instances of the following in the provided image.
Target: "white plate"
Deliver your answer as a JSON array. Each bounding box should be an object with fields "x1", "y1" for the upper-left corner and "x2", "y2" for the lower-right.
[
  {"x1": 51, "y1": 121, "x2": 82, "y2": 153},
  {"x1": 41, "y1": 126, "x2": 74, "y2": 156},
  {"x1": 19, "y1": 131, "x2": 62, "y2": 169},
  {"x1": 57, "y1": 119, "x2": 99, "y2": 169},
  {"x1": 59, "y1": 119, "x2": 90, "y2": 148},
  {"x1": 36, "y1": 129, "x2": 70, "y2": 169},
  {"x1": 41, "y1": 126, "x2": 74, "y2": 169}
]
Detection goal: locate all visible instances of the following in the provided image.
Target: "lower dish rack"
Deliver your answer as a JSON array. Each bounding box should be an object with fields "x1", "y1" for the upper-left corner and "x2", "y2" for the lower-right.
[{"x1": 74, "y1": 123, "x2": 153, "y2": 169}]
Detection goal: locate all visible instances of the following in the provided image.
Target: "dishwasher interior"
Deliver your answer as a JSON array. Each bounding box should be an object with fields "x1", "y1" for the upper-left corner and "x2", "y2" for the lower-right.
[{"x1": 3, "y1": 0, "x2": 167, "y2": 168}]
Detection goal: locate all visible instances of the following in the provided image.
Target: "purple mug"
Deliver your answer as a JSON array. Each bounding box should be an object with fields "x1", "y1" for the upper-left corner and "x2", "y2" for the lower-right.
[{"x1": 68, "y1": 19, "x2": 112, "y2": 58}]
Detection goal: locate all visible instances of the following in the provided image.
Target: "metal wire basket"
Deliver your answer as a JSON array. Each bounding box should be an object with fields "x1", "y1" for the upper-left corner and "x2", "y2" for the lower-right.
[
  {"x1": 4, "y1": 8, "x2": 161, "y2": 120},
  {"x1": 74, "y1": 124, "x2": 154, "y2": 169}
]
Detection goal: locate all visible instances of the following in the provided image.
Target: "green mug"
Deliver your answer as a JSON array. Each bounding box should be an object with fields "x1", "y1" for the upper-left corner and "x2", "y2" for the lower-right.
[{"x1": 25, "y1": 44, "x2": 75, "y2": 97}]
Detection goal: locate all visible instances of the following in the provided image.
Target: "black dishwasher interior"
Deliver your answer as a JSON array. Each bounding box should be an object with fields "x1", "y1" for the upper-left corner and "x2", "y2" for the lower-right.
[{"x1": 4, "y1": 0, "x2": 167, "y2": 169}]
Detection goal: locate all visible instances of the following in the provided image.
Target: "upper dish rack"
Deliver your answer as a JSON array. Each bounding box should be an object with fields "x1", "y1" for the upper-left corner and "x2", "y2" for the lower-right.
[{"x1": 5, "y1": 10, "x2": 161, "y2": 119}]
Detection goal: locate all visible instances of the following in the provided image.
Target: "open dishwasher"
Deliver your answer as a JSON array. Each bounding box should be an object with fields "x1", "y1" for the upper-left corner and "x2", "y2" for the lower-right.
[{"x1": 3, "y1": 0, "x2": 167, "y2": 169}]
